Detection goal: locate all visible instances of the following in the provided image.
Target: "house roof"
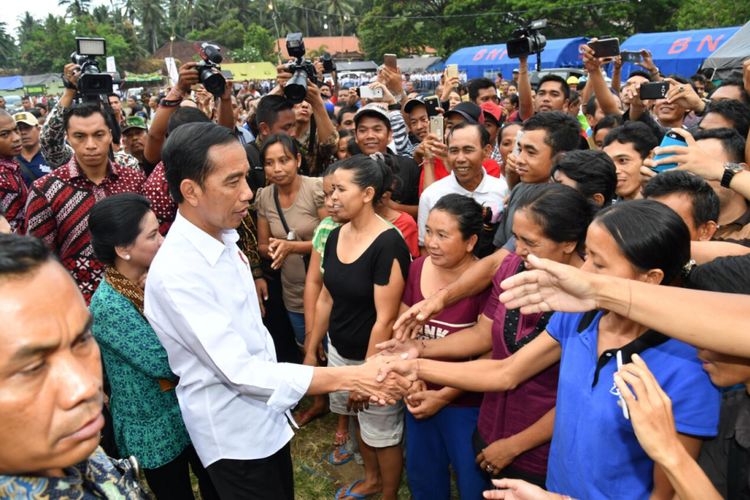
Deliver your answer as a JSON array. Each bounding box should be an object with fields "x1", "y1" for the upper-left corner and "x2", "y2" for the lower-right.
[
  {"x1": 276, "y1": 36, "x2": 362, "y2": 59},
  {"x1": 151, "y1": 40, "x2": 234, "y2": 65}
]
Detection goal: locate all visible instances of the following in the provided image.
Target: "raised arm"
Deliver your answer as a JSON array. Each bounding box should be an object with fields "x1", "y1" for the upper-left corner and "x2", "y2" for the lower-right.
[
  {"x1": 394, "y1": 248, "x2": 509, "y2": 339},
  {"x1": 581, "y1": 43, "x2": 621, "y2": 116},
  {"x1": 517, "y1": 56, "x2": 534, "y2": 121},
  {"x1": 40, "y1": 63, "x2": 78, "y2": 168},
  {"x1": 144, "y1": 62, "x2": 199, "y2": 165},
  {"x1": 500, "y1": 254, "x2": 750, "y2": 357},
  {"x1": 385, "y1": 330, "x2": 561, "y2": 393}
]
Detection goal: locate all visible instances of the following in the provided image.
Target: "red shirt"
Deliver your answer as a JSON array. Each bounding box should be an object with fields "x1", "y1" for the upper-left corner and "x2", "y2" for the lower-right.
[
  {"x1": 142, "y1": 161, "x2": 176, "y2": 235},
  {"x1": 418, "y1": 157, "x2": 501, "y2": 195},
  {"x1": 391, "y1": 211, "x2": 419, "y2": 258},
  {"x1": 25, "y1": 158, "x2": 146, "y2": 303},
  {"x1": 0, "y1": 156, "x2": 28, "y2": 233}
]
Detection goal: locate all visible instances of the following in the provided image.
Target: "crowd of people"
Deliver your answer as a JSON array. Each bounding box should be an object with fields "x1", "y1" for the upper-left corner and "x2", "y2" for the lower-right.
[{"x1": 0, "y1": 39, "x2": 750, "y2": 500}]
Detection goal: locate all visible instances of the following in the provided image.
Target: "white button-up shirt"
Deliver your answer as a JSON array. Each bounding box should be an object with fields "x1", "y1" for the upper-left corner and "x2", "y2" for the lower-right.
[
  {"x1": 144, "y1": 211, "x2": 314, "y2": 466},
  {"x1": 417, "y1": 169, "x2": 509, "y2": 245}
]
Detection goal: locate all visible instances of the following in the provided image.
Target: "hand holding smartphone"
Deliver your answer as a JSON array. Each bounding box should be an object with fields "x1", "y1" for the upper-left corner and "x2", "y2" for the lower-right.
[
  {"x1": 651, "y1": 130, "x2": 688, "y2": 173},
  {"x1": 588, "y1": 38, "x2": 620, "y2": 59},
  {"x1": 639, "y1": 81, "x2": 670, "y2": 100},
  {"x1": 429, "y1": 115, "x2": 444, "y2": 142}
]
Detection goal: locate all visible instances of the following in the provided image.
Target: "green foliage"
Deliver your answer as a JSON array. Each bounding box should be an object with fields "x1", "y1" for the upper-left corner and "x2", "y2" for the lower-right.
[
  {"x1": 189, "y1": 18, "x2": 246, "y2": 50},
  {"x1": 674, "y1": 1, "x2": 750, "y2": 31},
  {"x1": 7, "y1": 0, "x2": 741, "y2": 75}
]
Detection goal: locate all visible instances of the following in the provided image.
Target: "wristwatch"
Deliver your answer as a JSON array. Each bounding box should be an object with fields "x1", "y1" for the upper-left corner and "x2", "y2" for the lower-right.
[{"x1": 720, "y1": 162, "x2": 744, "y2": 188}]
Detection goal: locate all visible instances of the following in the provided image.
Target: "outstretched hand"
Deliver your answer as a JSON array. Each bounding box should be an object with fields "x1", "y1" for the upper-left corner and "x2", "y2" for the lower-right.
[
  {"x1": 392, "y1": 294, "x2": 445, "y2": 340},
  {"x1": 499, "y1": 254, "x2": 599, "y2": 314}
]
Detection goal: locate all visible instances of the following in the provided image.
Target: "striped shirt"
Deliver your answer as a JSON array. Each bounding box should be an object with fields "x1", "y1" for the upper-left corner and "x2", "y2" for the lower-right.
[
  {"x1": 0, "y1": 156, "x2": 28, "y2": 233},
  {"x1": 25, "y1": 157, "x2": 145, "y2": 303}
]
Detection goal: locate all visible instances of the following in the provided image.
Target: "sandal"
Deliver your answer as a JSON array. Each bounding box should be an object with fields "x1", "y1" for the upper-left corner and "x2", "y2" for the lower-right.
[
  {"x1": 324, "y1": 445, "x2": 353, "y2": 465},
  {"x1": 334, "y1": 480, "x2": 371, "y2": 499}
]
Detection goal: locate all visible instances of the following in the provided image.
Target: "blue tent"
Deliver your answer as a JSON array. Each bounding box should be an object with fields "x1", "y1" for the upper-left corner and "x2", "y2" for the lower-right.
[
  {"x1": 617, "y1": 26, "x2": 740, "y2": 78},
  {"x1": 445, "y1": 37, "x2": 588, "y2": 79},
  {"x1": 0, "y1": 76, "x2": 24, "y2": 92}
]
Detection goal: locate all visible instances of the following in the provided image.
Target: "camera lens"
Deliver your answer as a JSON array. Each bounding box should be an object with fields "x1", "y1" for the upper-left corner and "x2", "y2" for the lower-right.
[
  {"x1": 200, "y1": 67, "x2": 226, "y2": 97},
  {"x1": 284, "y1": 69, "x2": 308, "y2": 104}
]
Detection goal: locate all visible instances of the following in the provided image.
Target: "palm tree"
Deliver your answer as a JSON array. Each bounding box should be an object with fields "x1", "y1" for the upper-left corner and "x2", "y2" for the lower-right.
[
  {"x1": 17, "y1": 12, "x2": 37, "y2": 45},
  {"x1": 0, "y1": 22, "x2": 18, "y2": 69},
  {"x1": 58, "y1": 0, "x2": 92, "y2": 18},
  {"x1": 136, "y1": 0, "x2": 166, "y2": 53}
]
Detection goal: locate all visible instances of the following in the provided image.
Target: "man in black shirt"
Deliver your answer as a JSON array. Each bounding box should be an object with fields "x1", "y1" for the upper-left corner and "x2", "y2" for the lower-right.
[{"x1": 353, "y1": 104, "x2": 420, "y2": 218}]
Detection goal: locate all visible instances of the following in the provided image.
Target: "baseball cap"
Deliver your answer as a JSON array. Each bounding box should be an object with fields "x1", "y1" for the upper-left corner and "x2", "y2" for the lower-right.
[
  {"x1": 445, "y1": 102, "x2": 483, "y2": 125},
  {"x1": 512, "y1": 68, "x2": 520, "y2": 74},
  {"x1": 13, "y1": 112, "x2": 38, "y2": 127},
  {"x1": 403, "y1": 96, "x2": 426, "y2": 114},
  {"x1": 480, "y1": 102, "x2": 503, "y2": 125},
  {"x1": 567, "y1": 76, "x2": 580, "y2": 85},
  {"x1": 120, "y1": 116, "x2": 147, "y2": 133},
  {"x1": 354, "y1": 103, "x2": 391, "y2": 130}
]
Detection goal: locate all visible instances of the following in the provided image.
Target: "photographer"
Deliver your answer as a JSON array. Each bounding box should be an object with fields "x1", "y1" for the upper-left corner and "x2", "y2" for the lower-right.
[
  {"x1": 248, "y1": 61, "x2": 338, "y2": 183},
  {"x1": 40, "y1": 62, "x2": 140, "y2": 172}
]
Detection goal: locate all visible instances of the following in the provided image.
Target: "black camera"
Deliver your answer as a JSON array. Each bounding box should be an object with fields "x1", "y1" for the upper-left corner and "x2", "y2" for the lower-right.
[
  {"x1": 70, "y1": 37, "x2": 113, "y2": 98},
  {"x1": 284, "y1": 33, "x2": 322, "y2": 104},
  {"x1": 321, "y1": 52, "x2": 336, "y2": 74},
  {"x1": 197, "y1": 42, "x2": 226, "y2": 97},
  {"x1": 506, "y1": 19, "x2": 547, "y2": 59}
]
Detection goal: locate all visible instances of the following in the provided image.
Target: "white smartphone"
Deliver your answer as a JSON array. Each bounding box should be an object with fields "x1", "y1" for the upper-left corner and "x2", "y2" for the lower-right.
[
  {"x1": 512, "y1": 130, "x2": 524, "y2": 158},
  {"x1": 616, "y1": 350, "x2": 630, "y2": 420},
  {"x1": 359, "y1": 86, "x2": 384, "y2": 100}
]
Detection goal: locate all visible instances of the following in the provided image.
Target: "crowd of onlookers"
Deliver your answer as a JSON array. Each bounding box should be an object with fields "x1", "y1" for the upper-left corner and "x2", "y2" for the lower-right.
[{"x1": 1, "y1": 44, "x2": 750, "y2": 500}]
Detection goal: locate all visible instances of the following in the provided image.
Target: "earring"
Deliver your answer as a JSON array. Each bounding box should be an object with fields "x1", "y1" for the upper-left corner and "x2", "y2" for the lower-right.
[{"x1": 124, "y1": 255, "x2": 131, "y2": 261}]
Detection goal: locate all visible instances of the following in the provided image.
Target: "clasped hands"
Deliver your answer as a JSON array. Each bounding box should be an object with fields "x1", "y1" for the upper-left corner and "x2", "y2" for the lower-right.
[{"x1": 344, "y1": 342, "x2": 425, "y2": 410}]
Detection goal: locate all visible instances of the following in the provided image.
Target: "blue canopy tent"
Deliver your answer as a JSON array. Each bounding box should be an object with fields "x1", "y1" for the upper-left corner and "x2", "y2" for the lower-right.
[
  {"x1": 0, "y1": 76, "x2": 24, "y2": 92},
  {"x1": 445, "y1": 37, "x2": 588, "y2": 80},
  {"x1": 617, "y1": 26, "x2": 740, "y2": 79}
]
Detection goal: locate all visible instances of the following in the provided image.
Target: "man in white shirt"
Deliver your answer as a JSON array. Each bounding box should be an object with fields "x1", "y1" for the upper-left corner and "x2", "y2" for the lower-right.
[
  {"x1": 418, "y1": 122, "x2": 509, "y2": 252},
  {"x1": 144, "y1": 122, "x2": 411, "y2": 500}
]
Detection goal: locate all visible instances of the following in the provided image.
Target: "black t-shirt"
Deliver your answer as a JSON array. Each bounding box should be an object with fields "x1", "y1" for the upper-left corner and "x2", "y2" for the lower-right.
[
  {"x1": 323, "y1": 226, "x2": 411, "y2": 360},
  {"x1": 388, "y1": 152, "x2": 420, "y2": 207}
]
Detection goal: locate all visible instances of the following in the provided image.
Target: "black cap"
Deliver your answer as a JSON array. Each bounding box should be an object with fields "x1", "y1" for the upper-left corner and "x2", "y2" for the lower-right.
[
  {"x1": 445, "y1": 102, "x2": 482, "y2": 124},
  {"x1": 403, "y1": 97, "x2": 426, "y2": 114}
]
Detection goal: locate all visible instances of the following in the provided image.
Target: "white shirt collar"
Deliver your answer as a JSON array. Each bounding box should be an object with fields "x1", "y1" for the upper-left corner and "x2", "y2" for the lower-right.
[
  {"x1": 450, "y1": 167, "x2": 489, "y2": 194},
  {"x1": 172, "y1": 210, "x2": 239, "y2": 267}
]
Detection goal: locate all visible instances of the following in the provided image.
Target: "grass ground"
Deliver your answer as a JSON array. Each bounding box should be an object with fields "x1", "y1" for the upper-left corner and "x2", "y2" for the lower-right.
[{"x1": 187, "y1": 396, "x2": 462, "y2": 499}]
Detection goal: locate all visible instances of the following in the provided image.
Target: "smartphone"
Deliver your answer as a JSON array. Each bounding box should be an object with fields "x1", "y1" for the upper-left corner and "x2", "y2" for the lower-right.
[
  {"x1": 616, "y1": 350, "x2": 630, "y2": 420},
  {"x1": 429, "y1": 115, "x2": 444, "y2": 142},
  {"x1": 358, "y1": 86, "x2": 384, "y2": 100},
  {"x1": 424, "y1": 96, "x2": 441, "y2": 117},
  {"x1": 640, "y1": 81, "x2": 670, "y2": 100},
  {"x1": 620, "y1": 50, "x2": 643, "y2": 64},
  {"x1": 446, "y1": 64, "x2": 459, "y2": 80},
  {"x1": 512, "y1": 129, "x2": 524, "y2": 158},
  {"x1": 383, "y1": 54, "x2": 397, "y2": 71},
  {"x1": 652, "y1": 130, "x2": 687, "y2": 173},
  {"x1": 588, "y1": 38, "x2": 620, "y2": 59}
]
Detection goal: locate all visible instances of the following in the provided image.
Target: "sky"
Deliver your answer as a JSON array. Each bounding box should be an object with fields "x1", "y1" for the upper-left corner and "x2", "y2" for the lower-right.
[{"x1": 1, "y1": 0, "x2": 109, "y2": 39}]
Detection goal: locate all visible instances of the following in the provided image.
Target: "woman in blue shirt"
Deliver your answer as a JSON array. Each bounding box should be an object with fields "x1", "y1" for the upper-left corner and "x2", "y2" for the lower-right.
[
  {"x1": 384, "y1": 200, "x2": 720, "y2": 499},
  {"x1": 89, "y1": 194, "x2": 218, "y2": 500}
]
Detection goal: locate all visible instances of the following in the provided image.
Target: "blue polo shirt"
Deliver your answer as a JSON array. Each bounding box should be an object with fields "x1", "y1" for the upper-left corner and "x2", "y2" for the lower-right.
[
  {"x1": 545, "y1": 310, "x2": 720, "y2": 499},
  {"x1": 16, "y1": 150, "x2": 51, "y2": 186}
]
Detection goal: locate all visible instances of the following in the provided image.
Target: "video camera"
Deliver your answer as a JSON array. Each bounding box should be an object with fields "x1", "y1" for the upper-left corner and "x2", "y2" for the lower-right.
[
  {"x1": 197, "y1": 43, "x2": 226, "y2": 97},
  {"x1": 70, "y1": 37, "x2": 113, "y2": 99},
  {"x1": 284, "y1": 33, "x2": 325, "y2": 104},
  {"x1": 506, "y1": 19, "x2": 547, "y2": 59}
]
